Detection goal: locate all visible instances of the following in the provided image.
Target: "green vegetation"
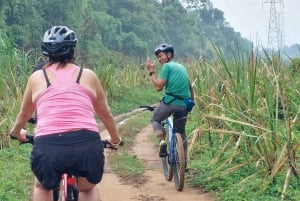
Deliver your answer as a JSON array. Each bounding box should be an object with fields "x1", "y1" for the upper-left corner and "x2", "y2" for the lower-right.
[
  {"x1": 1, "y1": 35, "x2": 300, "y2": 200},
  {"x1": 185, "y1": 48, "x2": 300, "y2": 200},
  {"x1": 0, "y1": 0, "x2": 252, "y2": 64},
  {"x1": 109, "y1": 153, "x2": 145, "y2": 179},
  {"x1": 0, "y1": 142, "x2": 33, "y2": 201},
  {"x1": 1, "y1": 1, "x2": 300, "y2": 200}
]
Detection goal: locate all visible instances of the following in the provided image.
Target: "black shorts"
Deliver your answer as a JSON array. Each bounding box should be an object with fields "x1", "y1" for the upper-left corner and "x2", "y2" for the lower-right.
[{"x1": 30, "y1": 129, "x2": 105, "y2": 190}]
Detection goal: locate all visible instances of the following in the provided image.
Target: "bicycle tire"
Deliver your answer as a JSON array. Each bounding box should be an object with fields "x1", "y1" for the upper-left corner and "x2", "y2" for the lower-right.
[
  {"x1": 67, "y1": 184, "x2": 78, "y2": 201},
  {"x1": 53, "y1": 187, "x2": 59, "y2": 201},
  {"x1": 172, "y1": 133, "x2": 185, "y2": 191},
  {"x1": 161, "y1": 124, "x2": 173, "y2": 181}
]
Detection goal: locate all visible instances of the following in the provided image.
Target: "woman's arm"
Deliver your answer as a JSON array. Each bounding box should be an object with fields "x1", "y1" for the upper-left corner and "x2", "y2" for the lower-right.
[
  {"x1": 10, "y1": 76, "x2": 35, "y2": 141},
  {"x1": 90, "y1": 71, "x2": 121, "y2": 144}
]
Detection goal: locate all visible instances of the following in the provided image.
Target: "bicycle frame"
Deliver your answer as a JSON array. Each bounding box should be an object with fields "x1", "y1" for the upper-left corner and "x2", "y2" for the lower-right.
[
  {"x1": 60, "y1": 174, "x2": 77, "y2": 201},
  {"x1": 165, "y1": 116, "x2": 176, "y2": 165},
  {"x1": 165, "y1": 115, "x2": 185, "y2": 191}
]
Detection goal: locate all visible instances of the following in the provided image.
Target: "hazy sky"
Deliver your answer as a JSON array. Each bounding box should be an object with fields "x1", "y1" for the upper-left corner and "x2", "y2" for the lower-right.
[{"x1": 209, "y1": 0, "x2": 300, "y2": 47}]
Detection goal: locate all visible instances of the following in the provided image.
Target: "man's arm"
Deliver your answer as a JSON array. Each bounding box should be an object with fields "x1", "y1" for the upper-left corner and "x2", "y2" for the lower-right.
[
  {"x1": 149, "y1": 72, "x2": 166, "y2": 91},
  {"x1": 145, "y1": 57, "x2": 166, "y2": 91}
]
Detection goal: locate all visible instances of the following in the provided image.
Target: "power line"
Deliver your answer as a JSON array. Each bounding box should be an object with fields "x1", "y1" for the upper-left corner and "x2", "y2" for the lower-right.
[{"x1": 264, "y1": 0, "x2": 285, "y2": 51}]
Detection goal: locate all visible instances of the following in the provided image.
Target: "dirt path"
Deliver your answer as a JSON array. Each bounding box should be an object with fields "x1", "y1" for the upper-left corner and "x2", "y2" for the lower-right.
[{"x1": 98, "y1": 125, "x2": 215, "y2": 201}]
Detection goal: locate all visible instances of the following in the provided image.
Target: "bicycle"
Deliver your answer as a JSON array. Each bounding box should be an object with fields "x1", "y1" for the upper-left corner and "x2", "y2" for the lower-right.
[
  {"x1": 139, "y1": 105, "x2": 185, "y2": 191},
  {"x1": 10, "y1": 124, "x2": 122, "y2": 201}
]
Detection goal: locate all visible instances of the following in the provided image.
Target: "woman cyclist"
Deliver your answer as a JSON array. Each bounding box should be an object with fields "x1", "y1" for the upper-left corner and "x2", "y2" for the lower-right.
[
  {"x1": 10, "y1": 26, "x2": 121, "y2": 201},
  {"x1": 145, "y1": 43, "x2": 194, "y2": 170}
]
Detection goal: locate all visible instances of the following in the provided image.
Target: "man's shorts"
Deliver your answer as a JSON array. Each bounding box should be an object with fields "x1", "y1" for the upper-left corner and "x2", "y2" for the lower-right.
[{"x1": 30, "y1": 129, "x2": 105, "y2": 190}]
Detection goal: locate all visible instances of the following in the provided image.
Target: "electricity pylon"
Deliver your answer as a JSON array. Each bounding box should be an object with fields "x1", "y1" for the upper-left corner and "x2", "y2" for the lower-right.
[{"x1": 265, "y1": 0, "x2": 285, "y2": 51}]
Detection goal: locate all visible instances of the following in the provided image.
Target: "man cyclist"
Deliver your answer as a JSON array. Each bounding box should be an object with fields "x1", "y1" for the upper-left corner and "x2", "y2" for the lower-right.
[
  {"x1": 145, "y1": 43, "x2": 194, "y2": 170},
  {"x1": 10, "y1": 26, "x2": 121, "y2": 201}
]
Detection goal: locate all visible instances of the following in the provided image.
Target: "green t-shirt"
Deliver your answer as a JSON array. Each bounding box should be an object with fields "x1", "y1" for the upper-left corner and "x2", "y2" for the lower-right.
[{"x1": 159, "y1": 61, "x2": 191, "y2": 106}]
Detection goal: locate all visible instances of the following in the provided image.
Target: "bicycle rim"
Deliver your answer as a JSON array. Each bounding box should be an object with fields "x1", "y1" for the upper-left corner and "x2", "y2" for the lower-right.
[
  {"x1": 162, "y1": 154, "x2": 173, "y2": 181},
  {"x1": 161, "y1": 125, "x2": 173, "y2": 181},
  {"x1": 172, "y1": 133, "x2": 185, "y2": 191}
]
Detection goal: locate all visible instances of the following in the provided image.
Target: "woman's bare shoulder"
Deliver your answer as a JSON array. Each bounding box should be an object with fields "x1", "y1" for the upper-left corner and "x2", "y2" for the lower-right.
[
  {"x1": 29, "y1": 69, "x2": 44, "y2": 81},
  {"x1": 82, "y1": 68, "x2": 98, "y2": 79}
]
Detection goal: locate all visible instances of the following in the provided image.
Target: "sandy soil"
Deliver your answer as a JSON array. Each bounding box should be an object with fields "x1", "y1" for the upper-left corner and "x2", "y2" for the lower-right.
[{"x1": 98, "y1": 125, "x2": 215, "y2": 201}]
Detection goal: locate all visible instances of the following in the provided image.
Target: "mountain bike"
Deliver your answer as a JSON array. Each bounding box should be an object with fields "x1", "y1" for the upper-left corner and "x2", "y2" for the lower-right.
[
  {"x1": 140, "y1": 105, "x2": 185, "y2": 191},
  {"x1": 10, "y1": 127, "x2": 122, "y2": 201}
]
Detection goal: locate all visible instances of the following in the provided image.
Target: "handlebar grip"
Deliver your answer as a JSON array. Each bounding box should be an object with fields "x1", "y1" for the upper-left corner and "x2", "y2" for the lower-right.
[
  {"x1": 102, "y1": 140, "x2": 124, "y2": 150},
  {"x1": 25, "y1": 135, "x2": 34, "y2": 144},
  {"x1": 10, "y1": 134, "x2": 34, "y2": 145},
  {"x1": 28, "y1": 118, "x2": 37, "y2": 124}
]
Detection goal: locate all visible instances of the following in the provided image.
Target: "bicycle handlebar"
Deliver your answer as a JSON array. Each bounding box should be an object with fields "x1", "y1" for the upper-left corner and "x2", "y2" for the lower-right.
[
  {"x1": 28, "y1": 117, "x2": 37, "y2": 124},
  {"x1": 139, "y1": 105, "x2": 156, "y2": 111},
  {"x1": 10, "y1": 117, "x2": 123, "y2": 149},
  {"x1": 10, "y1": 134, "x2": 123, "y2": 150}
]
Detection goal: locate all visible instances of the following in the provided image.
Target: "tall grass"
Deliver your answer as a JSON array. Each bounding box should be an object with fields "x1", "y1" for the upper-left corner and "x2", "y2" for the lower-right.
[
  {"x1": 0, "y1": 33, "x2": 33, "y2": 148},
  {"x1": 92, "y1": 53, "x2": 160, "y2": 114},
  {"x1": 188, "y1": 44, "x2": 300, "y2": 200}
]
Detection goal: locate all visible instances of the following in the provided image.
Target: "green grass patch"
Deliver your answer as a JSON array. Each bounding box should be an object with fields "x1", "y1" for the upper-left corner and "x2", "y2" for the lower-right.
[
  {"x1": 109, "y1": 153, "x2": 144, "y2": 177},
  {"x1": 0, "y1": 143, "x2": 33, "y2": 201},
  {"x1": 109, "y1": 86, "x2": 162, "y2": 115}
]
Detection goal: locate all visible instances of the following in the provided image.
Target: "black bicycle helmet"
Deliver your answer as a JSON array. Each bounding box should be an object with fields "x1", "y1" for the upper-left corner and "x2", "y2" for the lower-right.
[
  {"x1": 154, "y1": 43, "x2": 174, "y2": 56},
  {"x1": 41, "y1": 26, "x2": 77, "y2": 57}
]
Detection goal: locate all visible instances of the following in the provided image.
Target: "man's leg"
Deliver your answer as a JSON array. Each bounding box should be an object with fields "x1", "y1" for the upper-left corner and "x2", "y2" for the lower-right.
[
  {"x1": 151, "y1": 103, "x2": 173, "y2": 157},
  {"x1": 151, "y1": 103, "x2": 172, "y2": 140},
  {"x1": 173, "y1": 107, "x2": 189, "y2": 171}
]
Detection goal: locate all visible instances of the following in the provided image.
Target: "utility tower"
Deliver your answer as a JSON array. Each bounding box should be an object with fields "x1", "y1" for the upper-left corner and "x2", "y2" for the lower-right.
[{"x1": 265, "y1": 0, "x2": 285, "y2": 51}]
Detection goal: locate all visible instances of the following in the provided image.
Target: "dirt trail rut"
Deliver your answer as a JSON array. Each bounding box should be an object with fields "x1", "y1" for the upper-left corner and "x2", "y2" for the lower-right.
[{"x1": 98, "y1": 125, "x2": 215, "y2": 201}]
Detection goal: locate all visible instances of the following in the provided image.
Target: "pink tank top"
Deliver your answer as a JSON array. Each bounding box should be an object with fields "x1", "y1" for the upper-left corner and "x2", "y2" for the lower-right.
[{"x1": 35, "y1": 65, "x2": 98, "y2": 136}]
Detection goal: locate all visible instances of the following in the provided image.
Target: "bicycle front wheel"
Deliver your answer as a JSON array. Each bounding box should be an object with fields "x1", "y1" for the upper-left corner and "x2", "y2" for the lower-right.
[
  {"x1": 161, "y1": 125, "x2": 173, "y2": 181},
  {"x1": 172, "y1": 133, "x2": 185, "y2": 191}
]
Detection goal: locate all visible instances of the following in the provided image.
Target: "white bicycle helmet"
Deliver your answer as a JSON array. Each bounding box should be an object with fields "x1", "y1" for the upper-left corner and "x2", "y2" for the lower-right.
[{"x1": 41, "y1": 26, "x2": 77, "y2": 57}]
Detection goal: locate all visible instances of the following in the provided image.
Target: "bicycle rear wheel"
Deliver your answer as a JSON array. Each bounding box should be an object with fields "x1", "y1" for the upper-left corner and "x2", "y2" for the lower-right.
[
  {"x1": 53, "y1": 187, "x2": 59, "y2": 201},
  {"x1": 67, "y1": 184, "x2": 78, "y2": 201},
  {"x1": 172, "y1": 133, "x2": 185, "y2": 191},
  {"x1": 161, "y1": 125, "x2": 173, "y2": 181}
]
